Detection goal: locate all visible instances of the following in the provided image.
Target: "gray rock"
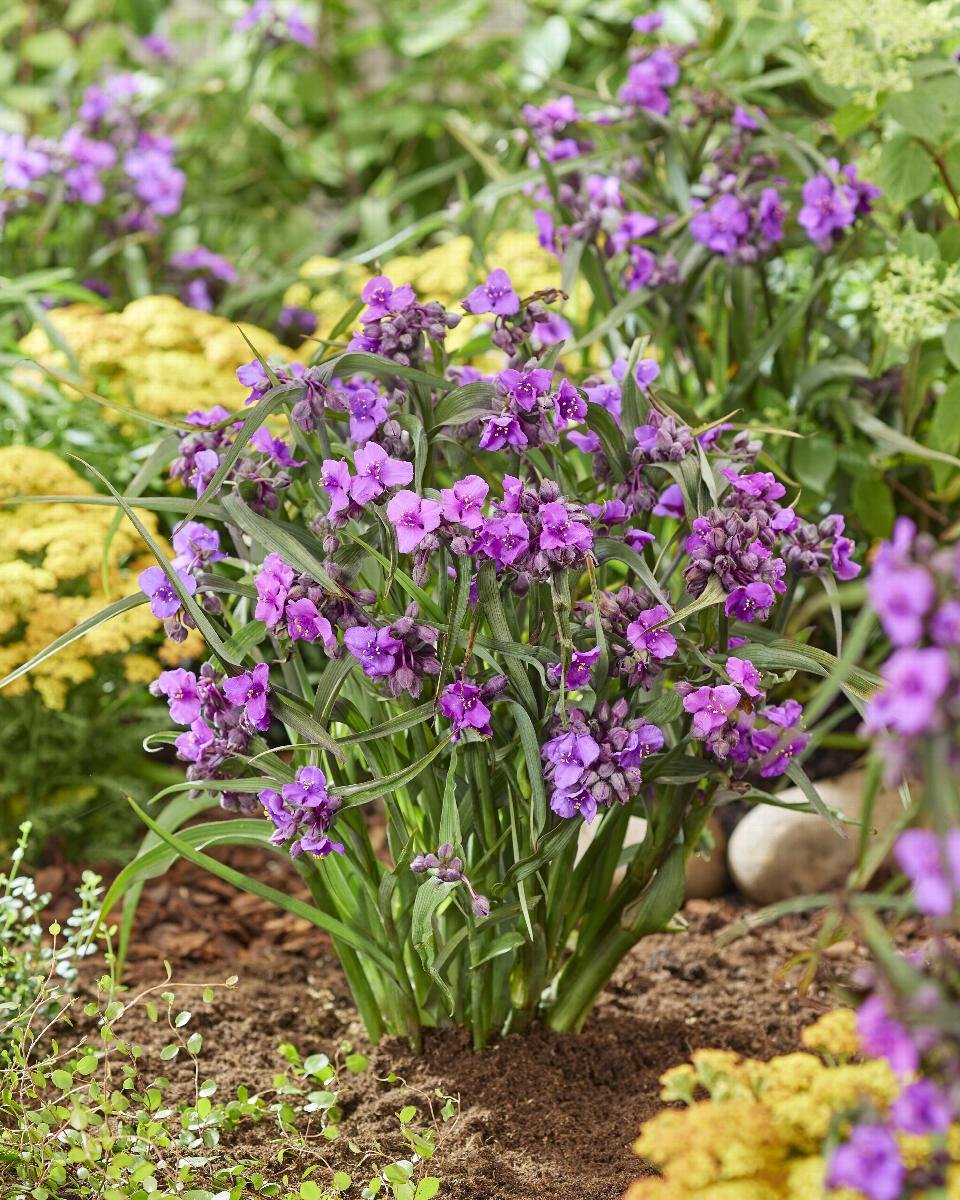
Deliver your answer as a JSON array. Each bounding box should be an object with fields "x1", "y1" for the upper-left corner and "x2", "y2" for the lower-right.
[{"x1": 727, "y1": 768, "x2": 906, "y2": 905}]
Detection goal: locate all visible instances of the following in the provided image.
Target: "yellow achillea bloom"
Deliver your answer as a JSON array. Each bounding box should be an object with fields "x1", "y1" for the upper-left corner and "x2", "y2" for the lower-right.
[
  {"x1": 17, "y1": 295, "x2": 295, "y2": 420},
  {"x1": 625, "y1": 1010, "x2": 957, "y2": 1200},
  {"x1": 0, "y1": 446, "x2": 193, "y2": 708}
]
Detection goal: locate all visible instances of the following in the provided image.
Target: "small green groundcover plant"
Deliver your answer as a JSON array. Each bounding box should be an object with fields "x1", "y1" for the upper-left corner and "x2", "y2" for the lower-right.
[{"x1": 0, "y1": 831, "x2": 458, "y2": 1199}]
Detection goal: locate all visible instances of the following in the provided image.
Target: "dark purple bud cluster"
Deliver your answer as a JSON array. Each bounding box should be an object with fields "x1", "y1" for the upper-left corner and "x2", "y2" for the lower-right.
[{"x1": 412, "y1": 843, "x2": 490, "y2": 917}]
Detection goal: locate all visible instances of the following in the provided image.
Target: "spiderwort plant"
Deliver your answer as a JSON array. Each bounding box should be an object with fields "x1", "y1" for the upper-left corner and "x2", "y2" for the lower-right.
[{"x1": 34, "y1": 261, "x2": 871, "y2": 1051}]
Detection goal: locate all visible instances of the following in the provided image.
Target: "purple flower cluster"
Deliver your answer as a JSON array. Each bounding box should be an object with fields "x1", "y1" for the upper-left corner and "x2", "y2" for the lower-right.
[
  {"x1": 799, "y1": 159, "x2": 880, "y2": 251},
  {"x1": 259, "y1": 767, "x2": 344, "y2": 859},
  {"x1": 169, "y1": 245, "x2": 237, "y2": 312},
  {"x1": 150, "y1": 662, "x2": 271, "y2": 812},
  {"x1": 542, "y1": 701, "x2": 664, "y2": 821},
  {"x1": 438, "y1": 673, "x2": 508, "y2": 741},
  {"x1": 349, "y1": 275, "x2": 461, "y2": 367},
  {"x1": 676, "y1": 657, "x2": 809, "y2": 778},
  {"x1": 865, "y1": 518, "x2": 960, "y2": 781},
  {"x1": 2, "y1": 72, "x2": 185, "y2": 234},
  {"x1": 343, "y1": 604, "x2": 440, "y2": 699},
  {"x1": 411, "y1": 844, "x2": 490, "y2": 917},
  {"x1": 254, "y1": 552, "x2": 339, "y2": 652},
  {"x1": 618, "y1": 47, "x2": 682, "y2": 117},
  {"x1": 168, "y1": 403, "x2": 304, "y2": 510},
  {"x1": 234, "y1": 0, "x2": 316, "y2": 48}
]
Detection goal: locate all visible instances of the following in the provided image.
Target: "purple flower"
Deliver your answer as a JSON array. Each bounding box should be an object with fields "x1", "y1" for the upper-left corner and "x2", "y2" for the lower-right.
[
  {"x1": 551, "y1": 785, "x2": 598, "y2": 823},
  {"x1": 286, "y1": 598, "x2": 335, "y2": 649},
  {"x1": 798, "y1": 171, "x2": 855, "y2": 249},
  {"x1": 616, "y1": 723, "x2": 664, "y2": 768},
  {"x1": 124, "y1": 143, "x2": 185, "y2": 218},
  {"x1": 831, "y1": 532, "x2": 861, "y2": 581},
  {"x1": 254, "y1": 553, "x2": 295, "y2": 628},
  {"x1": 618, "y1": 49, "x2": 679, "y2": 115},
  {"x1": 343, "y1": 625, "x2": 401, "y2": 677},
  {"x1": 626, "y1": 605, "x2": 678, "y2": 661},
  {"x1": 538, "y1": 501, "x2": 593, "y2": 553},
  {"x1": 440, "y1": 475, "x2": 489, "y2": 529},
  {"x1": 532, "y1": 312, "x2": 573, "y2": 347},
  {"x1": 439, "y1": 678, "x2": 493, "y2": 741},
  {"x1": 932, "y1": 599, "x2": 960, "y2": 645},
  {"x1": 543, "y1": 730, "x2": 601, "y2": 789},
  {"x1": 152, "y1": 668, "x2": 201, "y2": 724},
  {"x1": 891, "y1": 1080, "x2": 952, "y2": 1135},
  {"x1": 548, "y1": 646, "x2": 602, "y2": 690},
  {"x1": 350, "y1": 443, "x2": 413, "y2": 504},
  {"x1": 281, "y1": 765, "x2": 332, "y2": 809},
  {"x1": 632, "y1": 11, "x2": 664, "y2": 32},
  {"x1": 138, "y1": 565, "x2": 197, "y2": 619},
  {"x1": 757, "y1": 187, "x2": 786, "y2": 243},
  {"x1": 652, "y1": 483, "x2": 684, "y2": 519},
  {"x1": 171, "y1": 521, "x2": 225, "y2": 572},
  {"x1": 175, "y1": 719, "x2": 215, "y2": 762},
  {"x1": 690, "y1": 194, "x2": 750, "y2": 258},
  {"x1": 474, "y1": 514, "x2": 530, "y2": 568},
  {"x1": 479, "y1": 413, "x2": 528, "y2": 451},
  {"x1": 894, "y1": 829, "x2": 960, "y2": 917},
  {"x1": 554, "y1": 379, "x2": 587, "y2": 426},
  {"x1": 250, "y1": 427, "x2": 305, "y2": 469},
  {"x1": 463, "y1": 268, "x2": 520, "y2": 317},
  {"x1": 497, "y1": 368, "x2": 553, "y2": 412},
  {"x1": 752, "y1": 700, "x2": 809, "y2": 777},
  {"x1": 170, "y1": 245, "x2": 237, "y2": 283},
  {"x1": 360, "y1": 275, "x2": 415, "y2": 319},
  {"x1": 732, "y1": 105, "x2": 761, "y2": 130},
  {"x1": 868, "y1": 563, "x2": 935, "y2": 646},
  {"x1": 345, "y1": 387, "x2": 389, "y2": 443},
  {"x1": 386, "y1": 490, "x2": 443, "y2": 553},
  {"x1": 321, "y1": 459, "x2": 352, "y2": 516},
  {"x1": 725, "y1": 582, "x2": 775, "y2": 623},
  {"x1": 856, "y1": 995, "x2": 919, "y2": 1075},
  {"x1": 222, "y1": 662, "x2": 271, "y2": 731},
  {"x1": 865, "y1": 647, "x2": 951, "y2": 737},
  {"x1": 825, "y1": 1125, "x2": 904, "y2": 1200},
  {"x1": 683, "y1": 685, "x2": 740, "y2": 736},
  {"x1": 725, "y1": 656, "x2": 763, "y2": 698}
]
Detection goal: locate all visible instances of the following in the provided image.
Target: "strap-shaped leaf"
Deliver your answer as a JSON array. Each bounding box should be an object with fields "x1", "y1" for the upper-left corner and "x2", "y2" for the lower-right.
[
  {"x1": 0, "y1": 593, "x2": 147, "y2": 692},
  {"x1": 412, "y1": 879, "x2": 457, "y2": 1014},
  {"x1": 594, "y1": 537, "x2": 670, "y2": 606},
  {"x1": 71, "y1": 456, "x2": 238, "y2": 665},
  {"x1": 503, "y1": 700, "x2": 548, "y2": 844},
  {"x1": 439, "y1": 744, "x2": 461, "y2": 848},
  {"x1": 431, "y1": 382, "x2": 498, "y2": 431},
  {"x1": 222, "y1": 494, "x2": 340, "y2": 593},
  {"x1": 272, "y1": 691, "x2": 345, "y2": 761},
  {"x1": 340, "y1": 733, "x2": 451, "y2": 802},
  {"x1": 477, "y1": 561, "x2": 538, "y2": 713},
  {"x1": 436, "y1": 556, "x2": 471, "y2": 699},
  {"x1": 126, "y1": 797, "x2": 402, "y2": 982}
]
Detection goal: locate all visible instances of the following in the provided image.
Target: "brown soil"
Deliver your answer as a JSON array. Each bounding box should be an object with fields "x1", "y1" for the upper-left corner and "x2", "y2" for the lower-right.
[{"x1": 71, "y1": 859, "x2": 860, "y2": 1200}]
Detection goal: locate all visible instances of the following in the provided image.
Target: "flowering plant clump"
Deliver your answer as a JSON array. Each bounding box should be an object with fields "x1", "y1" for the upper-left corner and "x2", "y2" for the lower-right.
[
  {"x1": 12, "y1": 247, "x2": 878, "y2": 1052},
  {"x1": 625, "y1": 1010, "x2": 960, "y2": 1200}
]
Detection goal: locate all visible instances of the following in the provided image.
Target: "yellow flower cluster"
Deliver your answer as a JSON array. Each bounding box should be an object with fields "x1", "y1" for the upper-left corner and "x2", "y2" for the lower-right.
[
  {"x1": 872, "y1": 255, "x2": 960, "y2": 348},
  {"x1": 283, "y1": 231, "x2": 592, "y2": 360},
  {"x1": 801, "y1": 0, "x2": 952, "y2": 104},
  {"x1": 627, "y1": 1011, "x2": 960, "y2": 1200},
  {"x1": 0, "y1": 447, "x2": 197, "y2": 709},
  {"x1": 17, "y1": 295, "x2": 295, "y2": 420}
]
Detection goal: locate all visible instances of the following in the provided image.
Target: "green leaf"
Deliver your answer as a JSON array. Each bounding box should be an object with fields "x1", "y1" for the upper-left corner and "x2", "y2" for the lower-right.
[
  {"x1": 436, "y1": 556, "x2": 471, "y2": 698},
  {"x1": 471, "y1": 931, "x2": 524, "y2": 968},
  {"x1": 439, "y1": 745, "x2": 461, "y2": 848},
  {"x1": 0, "y1": 593, "x2": 147, "y2": 693},
  {"x1": 22, "y1": 29, "x2": 75, "y2": 66},
  {"x1": 875, "y1": 134, "x2": 935, "y2": 208},
  {"x1": 791, "y1": 433, "x2": 838, "y2": 493},
  {"x1": 851, "y1": 403, "x2": 960, "y2": 470},
  {"x1": 619, "y1": 842, "x2": 685, "y2": 934},
  {"x1": 885, "y1": 77, "x2": 960, "y2": 144},
  {"x1": 124, "y1": 797, "x2": 402, "y2": 983},
  {"x1": 584, "y1": 403, "x2": 631, "y2": 479},
  {"x1": 785, "y1": 761, "x2": 844, "y2": 835},
  {"x1": 221, "y1": 494, "x2": 340, "y2": 593},
  {"x1": 477, "y1": 562, "x2": 538, "y2": 712},
  {"x1": 431, "y1": 382, "x2": 498, "y2": 431},
  {"x1": 520, "y1": 14, "x2": 570, "y2": 88},
  {"x1": 271, "y1": 692, "x2": 345, "y2": 762},
  {"x1": 503, "y1": 700, "x2": 548, "y2": 843},
  {"x1": 415, "y1": 1179, "x2": 441, "y2": 1200},
  {"x1": 594, "y1": 537, "x2": 669, "y2": 606},
  {"x1": 412, "y1": 880, "x2": 457, "y2": 1013},
  {"x1": 339, "y1": 734, "x2": 451, "y2": 803},
  {"x1": 852, "y1": 476, "x2": 895, "y2": 539},
  {"x1": 944, "y1": 319, "x2": 960, "y2": 371}
]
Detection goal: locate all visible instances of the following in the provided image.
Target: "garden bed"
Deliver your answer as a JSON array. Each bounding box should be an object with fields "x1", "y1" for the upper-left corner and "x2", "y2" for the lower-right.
[{"x1": 82, "y1": 855, "x2": 853, "y2": 1200}]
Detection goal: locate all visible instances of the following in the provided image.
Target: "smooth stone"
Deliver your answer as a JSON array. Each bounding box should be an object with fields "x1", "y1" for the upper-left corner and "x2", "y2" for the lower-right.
[{"x1": 727, "y1": 768, "x2": 906, "y2": 905}]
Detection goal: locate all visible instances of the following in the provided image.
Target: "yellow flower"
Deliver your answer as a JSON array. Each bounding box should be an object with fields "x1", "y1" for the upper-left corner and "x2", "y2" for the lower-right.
[
  {"x1": 800, "y1": 1010, "x2": 859, "y2": 1060},
  {"x1": 0, "y1": 447, "x2": 193, "y2": 708},
  {"x1": 18, "y1": 296, "x2": 295, "y2": 420}
]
